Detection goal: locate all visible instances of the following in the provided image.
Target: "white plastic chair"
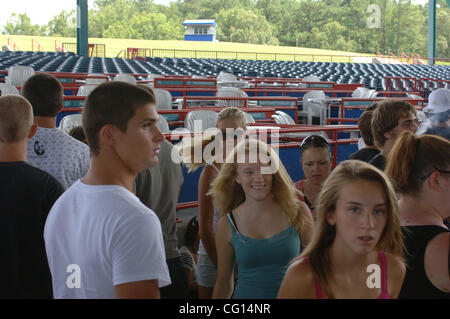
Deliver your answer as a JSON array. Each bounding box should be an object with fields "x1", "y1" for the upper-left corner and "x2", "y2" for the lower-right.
[
  {"x1": 0, "y1": 83, "x2": 20, "y2": 95},
  {"x1": 184, "y1": 110, "x2": 218, "y2": 132},
  {"x1": 301, "y1": 91, "x2": 327, "y2": 125},
  {"x1": 153, "y1": 88, "x2": 173, "y2": 110},
  {"x1": 216, "y1": 87, "x2": 248, "y2": 107},
  {"x1": 217, "y1": 72, "x2": 237, "y2": 82},
  {"x1": 406, "y1": 93, "x2": 422, "y2": 99},
  {"x1": 243, "y1": 111, "x2": 255, "y2": 124},
  {"x1": 157, "y1": 114, "x2": 170, "y2": 133},
  {"x1": 77, "y1": 85, "x2": 98, "y2": 97},
  {"x1": 113, "y1": 73, "x2": 137, "y2": 85},
  {"x1": 271, "y1": 111, "x2": 311, "y2": 138},
  {"x1": 85, "y1": 73, "x2": 108, "y2": 85},
  {"x1": 58, "y1": 114, "x2": 83, "y2": 134},
  {"x1": 302, "y1": 75, "x2": 321, "y2": 82},
  {"x1": 6, "y1": 65, "x2": 35, "y2": 87},
  {"x1": 275, "y1": 111, "x2": 295, "y2": 125},
  {"x1": 217, "y1": 71, "x2": 248, "y2": 88},
  {"x1": 352, "y1": 87, "x2": 378, "y2": 99}
]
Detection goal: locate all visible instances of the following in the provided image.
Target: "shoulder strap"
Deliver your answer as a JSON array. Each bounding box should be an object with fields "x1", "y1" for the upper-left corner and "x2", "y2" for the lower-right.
[
  {"x1": 377, "y1": 251, "x2": 389, "y2": 294},
  {"x1": 302, "y1": 256, "x2": 324, "y2": 299},
  {"x1": 206, "y1": 163, "x2": 220, "y2": 174},
  {"x1": 313, "y1": 277, "x2": 324, "y2": 299},
  {"x1": 226, "y1": 212, "x2": 240, "y2": 234}
]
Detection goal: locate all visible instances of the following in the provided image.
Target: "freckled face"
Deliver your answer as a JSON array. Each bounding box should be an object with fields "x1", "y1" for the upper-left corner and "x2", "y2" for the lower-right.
[{"x1": 327, "y1": 179, "x2": 388, "y2": 255}]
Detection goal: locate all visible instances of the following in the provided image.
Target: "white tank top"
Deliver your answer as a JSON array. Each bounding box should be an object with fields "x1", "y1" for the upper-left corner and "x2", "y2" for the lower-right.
[{"x1": 198, "y1": 163, "x2": 220, "y2": 256}]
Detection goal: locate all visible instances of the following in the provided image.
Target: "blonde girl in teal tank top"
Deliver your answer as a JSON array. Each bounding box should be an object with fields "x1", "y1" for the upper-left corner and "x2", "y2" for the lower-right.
[{"x1": 209, "y1": 139, "x2": 314, "y2": 299}]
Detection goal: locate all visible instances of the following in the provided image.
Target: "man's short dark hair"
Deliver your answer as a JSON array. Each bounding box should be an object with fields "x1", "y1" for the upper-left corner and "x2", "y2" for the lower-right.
[
  {"x1": 371, "y1": 100, "x2": 416, "y2": 148},
  {"x1": 83, "y1": 81, "x2": 156, "y2": 156},
  {"x1": 22, "y1": 73, "x2": 63, "y2": 117}
]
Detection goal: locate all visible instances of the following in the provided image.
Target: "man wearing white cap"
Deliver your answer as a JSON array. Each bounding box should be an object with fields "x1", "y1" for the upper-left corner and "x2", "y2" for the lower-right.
[{"x1": 422, "y1": 88, "x2": 450, "y2": 140}]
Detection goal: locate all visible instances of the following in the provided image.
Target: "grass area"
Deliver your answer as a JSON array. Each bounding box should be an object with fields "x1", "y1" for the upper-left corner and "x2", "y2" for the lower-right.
[
  {"x1": 3, "y1": 34, "x2": 446, "y2": 65},
  {"x1": 1, "y1": 34, "x2": 374, "y2": 63}
]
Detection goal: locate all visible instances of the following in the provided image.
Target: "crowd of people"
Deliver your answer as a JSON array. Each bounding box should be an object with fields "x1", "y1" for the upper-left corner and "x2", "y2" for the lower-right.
[{"x1": 0, "y1": 73, "x2": 448, "y2": 299}]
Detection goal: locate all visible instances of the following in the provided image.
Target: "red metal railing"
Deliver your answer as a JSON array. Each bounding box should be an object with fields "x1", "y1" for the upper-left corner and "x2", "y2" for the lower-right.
[
  {"x1": 31, "y1": 39, "x2": 44, "y2": 52},
  {"x1": 7, "y1": 38, "x2": 19, "y2": 51}
]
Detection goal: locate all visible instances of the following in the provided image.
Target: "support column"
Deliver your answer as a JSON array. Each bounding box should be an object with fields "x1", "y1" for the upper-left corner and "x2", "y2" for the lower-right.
[
  {"x1": 428, "y1": 0, "x2": 436, "y2": 65},
  {"x1": 77, "y1": 0, "x2": 88, "y2": 57}
]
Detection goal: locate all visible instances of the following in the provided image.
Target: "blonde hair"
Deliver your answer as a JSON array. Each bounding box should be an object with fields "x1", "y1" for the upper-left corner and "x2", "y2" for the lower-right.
[
  {"x1": 181, "y1": 107, "x2": 247, "y2": 172},
  {"x1": 0, "y1": 95, "x2": 33, "y2": 143},
  {"x1": 208, "y1": 138, "x2": 312, "y2": 237},
  {"x1": 298, "y1": 160, "x2": 404, "y2": 298}
]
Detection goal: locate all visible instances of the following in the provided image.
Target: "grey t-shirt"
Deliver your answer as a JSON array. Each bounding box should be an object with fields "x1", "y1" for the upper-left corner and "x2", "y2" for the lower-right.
[
  {"x1": 27, "y1": 127, "x2": 90, "y2": 190},
  {"x1": 135, "y1": 140, "x2": 184, "y2": 260}
]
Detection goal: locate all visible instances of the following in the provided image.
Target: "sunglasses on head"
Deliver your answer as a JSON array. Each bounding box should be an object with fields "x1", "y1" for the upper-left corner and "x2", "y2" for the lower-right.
[{"x1": 300, "y1": 134, "x2": 329, "y2": 151}]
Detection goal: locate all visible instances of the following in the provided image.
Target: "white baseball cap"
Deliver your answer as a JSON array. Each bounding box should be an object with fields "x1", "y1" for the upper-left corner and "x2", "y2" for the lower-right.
[{"x1": 422, "y1": 88, "x2": 450, "y2": 114}]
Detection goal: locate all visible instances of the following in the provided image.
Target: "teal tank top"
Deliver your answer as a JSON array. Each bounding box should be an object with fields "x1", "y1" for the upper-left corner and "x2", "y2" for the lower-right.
[{"x1": 226, "y1": 213, "x2": 301, "y2": 299}]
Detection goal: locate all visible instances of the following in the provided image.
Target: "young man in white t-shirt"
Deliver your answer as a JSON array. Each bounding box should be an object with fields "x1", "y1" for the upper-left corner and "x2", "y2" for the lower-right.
[{"x1": 44, "y1": 81, "x2": 170, "y2": 298}]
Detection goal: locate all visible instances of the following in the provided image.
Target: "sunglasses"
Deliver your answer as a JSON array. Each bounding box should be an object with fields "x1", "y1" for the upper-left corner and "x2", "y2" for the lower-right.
[{"x1": 300, "y1": 134, "x2": 329, "y2": 151}]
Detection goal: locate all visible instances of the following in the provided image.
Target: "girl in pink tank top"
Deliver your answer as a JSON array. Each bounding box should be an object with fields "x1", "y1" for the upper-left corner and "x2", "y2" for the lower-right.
[{"x1": 278, "y1": 161, "x2": 406, "y2": 299}]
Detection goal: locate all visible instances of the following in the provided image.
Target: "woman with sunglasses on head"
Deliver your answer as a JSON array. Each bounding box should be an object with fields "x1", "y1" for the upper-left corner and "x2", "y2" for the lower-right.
[
  {"x1": 295, "y1": 134, "x2": 332, "y2": 220},
  {"x1": 211, "y1": 139, "x2": 314, "y2": 299},
  {"x1": 385, "y1": 131, "x2": 450, "y2": 298},
  {"x1": 181, "y1": 107, "x2": 247, "y2": 299},
  {"x1": 278, "y1": 160, "x2": 406, "y2": 299}
]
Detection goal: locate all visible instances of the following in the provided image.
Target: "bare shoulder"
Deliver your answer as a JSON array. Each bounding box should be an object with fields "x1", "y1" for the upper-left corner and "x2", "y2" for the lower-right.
[
  {"x1": 384, "y1": 252, "x2": 406, "y2": 277},
  {"x1": 424, "y1": 231, "x2": 450, "y2": 292},
  {"x1": 199, "y1": 164, "x2": 218, "y2": 182},
  {"x1": 278, "y1": 256, "x2": 316, "y2": 299},
  {"x1": 216, "y1": 215, "x2": 232, "y2": 241},
  {"x1": 384, "y1": 252, "x2": 406, "y2": 298}
]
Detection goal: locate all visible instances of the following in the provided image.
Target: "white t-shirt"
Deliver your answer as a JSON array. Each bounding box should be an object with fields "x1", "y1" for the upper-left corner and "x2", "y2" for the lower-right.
[
  {"x1": 44, "y1": 180, "x2": 171, "y2": 299},
  {"x1": 27, "y1": 127, "x2": 90, "y2": 190}
]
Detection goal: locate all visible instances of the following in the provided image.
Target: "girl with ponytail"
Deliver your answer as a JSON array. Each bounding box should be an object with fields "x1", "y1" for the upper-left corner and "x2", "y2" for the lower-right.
[
  {"x1": 385, "y1": 131, "x2": 450, "y2": 298},
  {"x1": 181, "y1": 107, "x2": 247, "y2": 299}
]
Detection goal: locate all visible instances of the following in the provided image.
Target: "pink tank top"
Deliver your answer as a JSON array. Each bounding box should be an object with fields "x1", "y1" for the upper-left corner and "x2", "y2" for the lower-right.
[{"x1": 313, "y1": 251, "x2": 390, "y2": 299}]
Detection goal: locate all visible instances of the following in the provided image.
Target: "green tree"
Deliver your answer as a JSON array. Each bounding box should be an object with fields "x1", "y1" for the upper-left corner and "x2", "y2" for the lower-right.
[
  {"x1": 46, "y1": 10, "x2": 77, "y2": 37},
  {"x1": 3, "y1": 13, "x2": 43, "y2": 35},
  {"x1": 215, "y1": 7, "x2": 279, "y2": 45}
]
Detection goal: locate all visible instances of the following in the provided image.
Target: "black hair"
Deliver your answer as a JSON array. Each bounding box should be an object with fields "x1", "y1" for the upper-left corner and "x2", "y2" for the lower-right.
[{"x1": 184, "y1": 216, "x2": 199, "y2": 247}]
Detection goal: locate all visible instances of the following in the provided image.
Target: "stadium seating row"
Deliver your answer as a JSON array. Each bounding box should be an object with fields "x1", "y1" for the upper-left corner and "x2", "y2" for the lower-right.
[{"x1": 1, "y1": 51, "x2": 448, "y2": 92}]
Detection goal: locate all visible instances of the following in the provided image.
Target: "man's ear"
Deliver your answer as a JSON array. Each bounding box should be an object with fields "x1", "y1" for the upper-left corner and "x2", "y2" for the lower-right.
[
  {"x1": 384, "y1": 130, "x2": 393, "y2": 141},
  {"x1": 98, "y1": 124, "x2": 116, "y2": 148},
  {"x1": 28, "y1": 124, "x2": 38, "y2": 139}
]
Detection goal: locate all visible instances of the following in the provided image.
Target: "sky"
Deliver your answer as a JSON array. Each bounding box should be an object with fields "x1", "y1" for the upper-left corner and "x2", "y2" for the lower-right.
[
  {"x1": 1, "y1": 0, "x2": 431, "y2": 30},
  {"x1": 0, "y1": 0, "x2": 175, "y2": 29}
]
